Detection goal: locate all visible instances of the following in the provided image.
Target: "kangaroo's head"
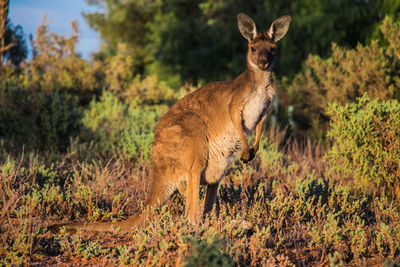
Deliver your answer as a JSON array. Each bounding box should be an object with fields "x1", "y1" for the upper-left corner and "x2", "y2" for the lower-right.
[{"x1": 237, "y1": 13, "x2": 291, "y2": 71}]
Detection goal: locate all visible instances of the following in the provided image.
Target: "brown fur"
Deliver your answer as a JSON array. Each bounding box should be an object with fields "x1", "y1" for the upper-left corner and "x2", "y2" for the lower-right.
[{"x1": 49, "y1": 13, "x2": 290, "y2": 233}]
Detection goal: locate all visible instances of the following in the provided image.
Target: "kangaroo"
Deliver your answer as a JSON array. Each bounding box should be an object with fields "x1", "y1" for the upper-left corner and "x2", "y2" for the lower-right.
[{"x1": 50, "y1": 13, "x2": 290, "y2": 233}]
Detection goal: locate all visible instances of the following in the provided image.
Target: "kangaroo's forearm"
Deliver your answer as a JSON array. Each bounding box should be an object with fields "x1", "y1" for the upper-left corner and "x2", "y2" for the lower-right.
[
  {"x1": 235, "y1": 116, "x2": 250, "y2": 151},
  {"x1": 229, "y1": 104, "x2": 250, "y2": 152},
  {"x1": 253, "y1": 115, "x2": 266, "y2": 152}
]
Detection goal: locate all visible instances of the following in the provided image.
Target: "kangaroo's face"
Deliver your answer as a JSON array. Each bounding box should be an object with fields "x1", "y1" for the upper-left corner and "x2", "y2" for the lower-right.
[
  {"x1": 237, "y1": 14, "x2": 291, "y2": 71},
  {"x1": 248, "y1": 35, "x2": 277, "y2": 70}
]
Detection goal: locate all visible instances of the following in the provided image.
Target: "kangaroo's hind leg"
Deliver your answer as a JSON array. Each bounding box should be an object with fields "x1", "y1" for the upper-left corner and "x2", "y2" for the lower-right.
[
  {"x1": 154, "y1": 112, "x2": 208, "y2": 225},
  {"x1": 185, "y1": 157, "x2": 204, "y2": 225},
  {"x1": 203, "y1": 182, "x2": 220, "y2": 215},
  {"x1": 177, "y1": 179, "x2": 187, "y2": 198}
]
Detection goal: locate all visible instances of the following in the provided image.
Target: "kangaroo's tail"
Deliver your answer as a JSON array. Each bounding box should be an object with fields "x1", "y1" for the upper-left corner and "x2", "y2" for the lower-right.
[
  {"x1": 49, "y1": 179, "x2": 174, "y2": 233},
  {"x1": 48, "y1": 211, "x2": 145, "y2": 233}
]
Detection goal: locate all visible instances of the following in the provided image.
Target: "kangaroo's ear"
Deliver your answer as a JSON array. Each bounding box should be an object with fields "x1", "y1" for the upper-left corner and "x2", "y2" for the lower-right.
[
  {"x1": 237, "y1": 13, "x2": 257, "y2": 42},
  {"x1": 267, "y1": 15, "x2": 291, "y2": 42}
]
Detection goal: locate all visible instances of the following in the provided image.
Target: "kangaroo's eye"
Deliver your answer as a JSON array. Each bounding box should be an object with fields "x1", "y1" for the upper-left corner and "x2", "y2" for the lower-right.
[
  {"x1": 251, "y1": 47, "x2": 256, "y2": 52},
  {"x1": 270, "y1": 48, "x2": 276, "y2": 54}
]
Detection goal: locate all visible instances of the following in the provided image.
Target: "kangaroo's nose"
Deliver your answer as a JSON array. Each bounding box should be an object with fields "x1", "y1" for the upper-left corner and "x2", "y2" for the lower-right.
[{"x1": 258, "y1": 59, "x2": 269, "y2": 69}]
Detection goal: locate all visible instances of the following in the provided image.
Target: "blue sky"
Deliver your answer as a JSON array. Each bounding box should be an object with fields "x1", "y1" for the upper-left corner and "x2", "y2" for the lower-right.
[{"x1": 9, "y1": 0, "x2": 103, "y2": 59}]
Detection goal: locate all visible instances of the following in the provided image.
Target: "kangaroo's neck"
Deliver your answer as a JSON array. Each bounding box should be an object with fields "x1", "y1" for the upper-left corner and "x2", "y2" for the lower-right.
[{"x1": 246, "y1": 67, "x2": 272, "y2": 91}]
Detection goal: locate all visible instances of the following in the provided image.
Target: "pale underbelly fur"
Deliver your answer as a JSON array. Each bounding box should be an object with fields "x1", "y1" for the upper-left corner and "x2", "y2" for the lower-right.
[
  {"x1": 203, "y1": 124, "x2": 241, "y2": 184},
  {"x1": 243, "y1": 88, "x2": 273, "y2": 133},
  {"x1": 203, "y1": 88, "x2": 274, "y2": 185}
]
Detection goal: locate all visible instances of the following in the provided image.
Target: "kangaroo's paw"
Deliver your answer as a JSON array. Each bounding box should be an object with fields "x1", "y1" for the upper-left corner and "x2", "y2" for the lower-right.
[{"x1": 240, "y1": 147, "x2": 256, "y2": 163}]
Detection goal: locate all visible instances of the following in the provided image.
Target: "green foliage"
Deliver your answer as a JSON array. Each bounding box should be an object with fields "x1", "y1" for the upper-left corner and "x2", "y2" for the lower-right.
[
  {"x1": 56, "y1": 232, "x2": 109, "y2": 259},
  {"x1": 15, "y1": 184, "x2": 66, "y2": 219},
  {"x1": 0, "y1": 80, "x2": 81, "y2": 153},
  {"x1": 85, "y1": 0, "x2": 387, "y2": 86},
  {"x1": 0, "y1": 79, "x2": 37, "y2": 151},
  {"x1": 0, "y1": 220, "x2": 40, "y2": 266},
  {"x1": 103, "y1": 43, "x2": 135, "y2": 92},
  {"x1": 284, "y1": 17, "x2": 400, "y2": 139},
  {"x1": 36, "y1": 91, "x2": 82, "y2": 152},
  {"x1": 22, "y1": 18, "x2": 100, "y2": 104},
  {"x1": 122, "y1": 75, "x2": 177, "y2": 106},
  {"x1": 325, "y1": 95, "x2": 400, "y2": 191},
  {"x1": 82, "y1": 91, "x2": 161, "y2": 160},
  {"x1": 0, "y1": 21, "x2": 175, "y2": 159},
  {"x1": 2, "y1": 19, "x2": 27, "y2": 66},
  {"x1": 101, "y1": 43, "x2": 178, "y2": 105},
  {"x1": 381, "y1": 16, "x2": 400, "y2": 60},
  {"x1": 383, "y1": 259, "x2": 400, "y2": 267},
  {"x1": 184, "y1": 237, "x2": 235, "y2": 267},
  {"x1": 257, "y1": 138, "x2": 283, "y2": 171},
  {"x1": 376, "y1": 223, "x2": 400, "y2": 258},
  {"x1": 84, "y1": 0, "x2": 156, "y2": 74}
]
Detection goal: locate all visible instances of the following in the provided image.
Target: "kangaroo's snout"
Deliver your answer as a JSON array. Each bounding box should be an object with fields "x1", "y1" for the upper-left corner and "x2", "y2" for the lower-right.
[
  {"x1": 258, "y1": 51, "x2": 269, "y2": 70},
  {"x1": 258, "y1": 61, "x2": 269, "y2": 70}
]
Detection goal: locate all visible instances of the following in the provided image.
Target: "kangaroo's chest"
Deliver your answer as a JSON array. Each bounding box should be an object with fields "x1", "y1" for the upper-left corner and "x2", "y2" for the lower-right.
[{"x1": 242, "y1": 85, "x2": 274, "y2": 134}]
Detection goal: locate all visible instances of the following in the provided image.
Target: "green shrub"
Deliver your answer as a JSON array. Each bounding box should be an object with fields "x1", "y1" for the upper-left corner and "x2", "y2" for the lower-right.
[
  {"x1": 257, "y1": 138, "x2": 283, "y2": 172},
  {"x1": 36, "y1": 91, "x2": 81, "y2": 152},
  {"x1": 0, "y1": 220, "x2": 40, "y2": 266},
  {"x1": 82, "y1": 91, "x2": 162, "y2": 160},
  {"x1": 282, "y1": 17, "x2": 400, "y2": 139},
  {"x1": 123, "y1": 75, "x2": 177, "y2": 107},
  {"x1": 56, "y1": 233, "x2": 109, "y2": 260},
  {"x1": 325, "y1": 94, "x2": 400, "y2": 191},
  {"x1": 0, "y1": 80, "x2": 81, "y2": 154},
  {"x1": 23, "y1": 19, "x2": 100, "y2": 104},
  {"x1": 184, "y1": 237, "x2": 235, "y2": 267},
  {"x1": 0, "y1": 80, "x2": 37, "y2": 152},
  {"x1": 102, "y1": 44, "x2": 177, "y2": 106}
]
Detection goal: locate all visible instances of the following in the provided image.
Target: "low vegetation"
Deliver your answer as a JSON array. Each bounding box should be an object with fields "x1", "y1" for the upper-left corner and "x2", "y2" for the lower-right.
[{"x1": 1, "y1": 124, "x2": 400, "y2": 265}]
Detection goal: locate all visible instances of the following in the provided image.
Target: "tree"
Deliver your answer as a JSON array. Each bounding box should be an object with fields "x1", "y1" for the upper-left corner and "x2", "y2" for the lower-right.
[
  {"x1": 0, "y1": 0, "x2": 27, "y2": 66},
  {"x1": 83, "y1": 0, "x2": 158, "y2": 74},
  {"x1": 2, "y1": 19, "x2": 27, "y2": 65},
  {"x1": 0, "y1": 0, "x2": 13, "y2": 63}
]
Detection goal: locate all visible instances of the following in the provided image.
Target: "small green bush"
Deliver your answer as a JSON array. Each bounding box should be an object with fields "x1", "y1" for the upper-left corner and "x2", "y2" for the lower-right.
[
  {"x1": 36, "y1": 91, "x2": 81, "y2": 152},
  {"x1": 0, "y1": 80, "x2": 37, "y2": 151},
  {"x1": 82, "y1": 91, "x2": 162, "y2": 160},
  {"x1": 184, "y1": 237, "x2": 235, "y2": 267},
  {"x1": 325, "y1": 94, "x2": 400, "y2": 191},
  {"x1": 102, "y1": 44, "x2": 177, "y2": 106},
  {"x1": 0, "y1": 80, "x2": 81, "y2": 154}
]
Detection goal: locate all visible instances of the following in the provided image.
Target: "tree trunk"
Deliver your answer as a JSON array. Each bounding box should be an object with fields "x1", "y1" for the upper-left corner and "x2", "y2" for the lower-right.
[{"x1": 0, "y1": 0, "x2": 14, "y2": 65}]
